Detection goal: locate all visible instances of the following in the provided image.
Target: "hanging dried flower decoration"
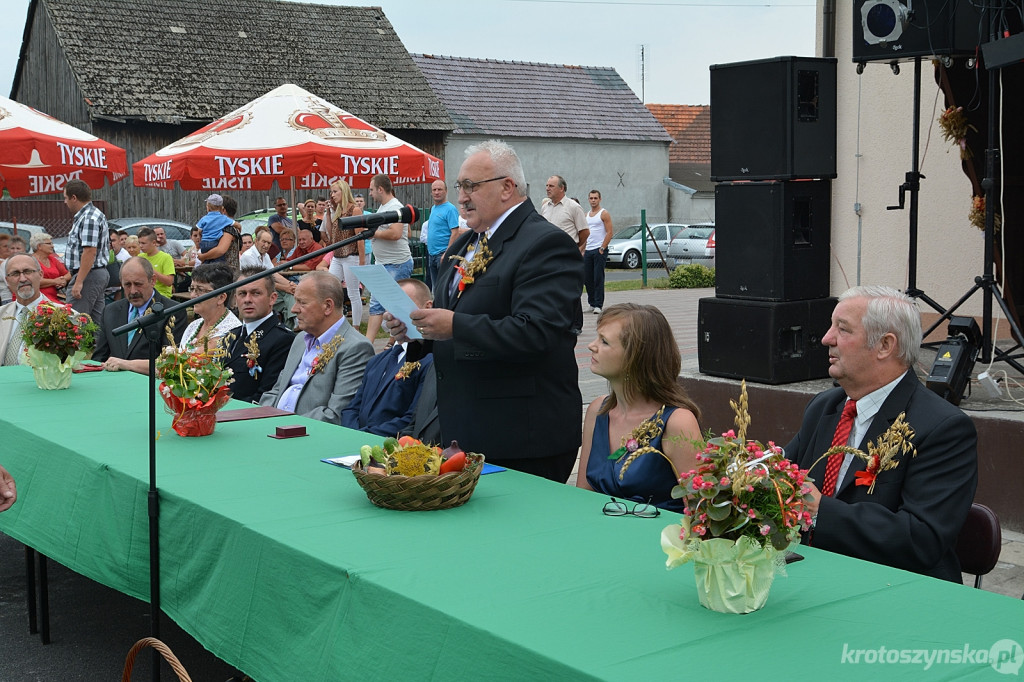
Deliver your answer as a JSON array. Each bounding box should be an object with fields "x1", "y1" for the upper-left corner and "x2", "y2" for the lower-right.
[
  {"x1": 968, "y1": 195, "x2": 1002, "y2": 234},
  {"x1": 938, "y1": 106, "x2": 977, "y2": 160}
]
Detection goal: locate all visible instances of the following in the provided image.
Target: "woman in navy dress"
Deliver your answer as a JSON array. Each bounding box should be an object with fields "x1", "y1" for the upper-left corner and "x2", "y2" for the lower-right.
[{"x1": 576, "y1": 303, "x2": 702, "y2": 512}]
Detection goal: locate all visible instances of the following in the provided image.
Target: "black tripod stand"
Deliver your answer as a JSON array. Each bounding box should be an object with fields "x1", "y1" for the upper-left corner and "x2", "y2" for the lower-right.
[{"x1": 888, "y1": 56, "x2": 948, "y2": 318}]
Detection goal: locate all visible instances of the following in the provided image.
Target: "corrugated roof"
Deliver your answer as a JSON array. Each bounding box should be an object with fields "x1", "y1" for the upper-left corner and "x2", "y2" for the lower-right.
[
  {"x1": 36, "y1": 0, "x2": 452, "y2": 129},
  {"x1": 412, "y1": 54, "x2": 672, "y2": 143},
  {"x1": 646, "y1": 104, "x2": 710, "y2": 166}
]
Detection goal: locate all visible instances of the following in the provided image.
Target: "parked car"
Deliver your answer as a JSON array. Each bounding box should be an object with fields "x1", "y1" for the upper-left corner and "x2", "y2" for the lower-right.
[
  {"x1": 667, "y1": 225, "x2": 716, "y2": 269},
  {"x1": 238, "y1": 208, "x2": 282, "y2": 238},
  {"x1": 605, "y1": 223, "x2": 688, "y2": 269},
  {"x1": 0, "y1": 221, "x2": 58, "y2": 256},
  {"x1": 53, "y1": 217, "x2": 195, "y2": 257}
]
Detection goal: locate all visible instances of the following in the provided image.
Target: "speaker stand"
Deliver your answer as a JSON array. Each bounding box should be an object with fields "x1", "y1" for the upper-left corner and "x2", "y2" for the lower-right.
[
  {"x1": 887, "y1": 56, "x2": 947, "y2": 319},
  {"x1": 921, "y1": 8, "x2": 1024, "y2": 374}
]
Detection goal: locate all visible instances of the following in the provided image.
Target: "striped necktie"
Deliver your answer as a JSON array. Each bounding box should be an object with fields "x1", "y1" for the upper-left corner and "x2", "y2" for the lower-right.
[
  {"x1": 821, "y1": 400, "x2": 857, "y2": 497},
  {"x1": 2, "y1": 307, "x2": 27, "y2": 366}
]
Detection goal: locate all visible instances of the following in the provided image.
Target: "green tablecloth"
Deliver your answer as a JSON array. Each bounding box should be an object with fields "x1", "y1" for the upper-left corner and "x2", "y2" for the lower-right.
[{"x1": 1, "y1": 367, "x2": 1022, "y2": 680}]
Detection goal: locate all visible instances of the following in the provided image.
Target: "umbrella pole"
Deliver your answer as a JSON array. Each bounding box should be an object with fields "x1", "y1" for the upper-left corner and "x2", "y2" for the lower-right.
[{"x1": 290, "y1": 176, "x2": 297, "y2": 229}]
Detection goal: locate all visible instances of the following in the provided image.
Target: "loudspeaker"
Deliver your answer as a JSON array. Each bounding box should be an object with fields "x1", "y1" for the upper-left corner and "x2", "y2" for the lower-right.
[
  {"x1": 852, "y1": 0, "x2": 984, "y2": 64},
  {"x1": 710, "y1": 56, "x2": 837, "y2": 181},
  {"x1": 714, "y1": 180, "x2": 832, "y2": 301},
  {"x1": 698, "y1": 297, "x2": 836, "y2": 385}
]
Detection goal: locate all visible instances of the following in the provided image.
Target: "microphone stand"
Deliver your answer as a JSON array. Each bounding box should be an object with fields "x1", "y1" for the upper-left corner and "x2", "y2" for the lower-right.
[{"x1": 109, "y1": 217, "x2": 394, "y2": 681}]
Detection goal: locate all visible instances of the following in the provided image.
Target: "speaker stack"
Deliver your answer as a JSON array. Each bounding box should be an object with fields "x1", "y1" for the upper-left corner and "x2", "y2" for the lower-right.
[{"x1": 699, "y1": 56, "x2": 838, "y2": 385}]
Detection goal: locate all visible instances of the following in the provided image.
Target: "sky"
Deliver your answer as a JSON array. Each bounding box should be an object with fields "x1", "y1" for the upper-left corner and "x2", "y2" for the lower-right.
[{"x1": 0, "y1": 0, "x2": 816, "y2": 106}]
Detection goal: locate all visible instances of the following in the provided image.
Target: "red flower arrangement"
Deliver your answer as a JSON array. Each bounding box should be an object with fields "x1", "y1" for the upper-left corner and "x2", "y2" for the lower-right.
[{"x1": 18, "y1": 301, "x2": 98, "y2": 363}]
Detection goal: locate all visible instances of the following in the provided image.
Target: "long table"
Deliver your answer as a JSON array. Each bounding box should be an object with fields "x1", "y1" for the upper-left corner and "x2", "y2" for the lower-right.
[{"x1": 1, "y1": 367, "x2": 1022, "y2": 680}]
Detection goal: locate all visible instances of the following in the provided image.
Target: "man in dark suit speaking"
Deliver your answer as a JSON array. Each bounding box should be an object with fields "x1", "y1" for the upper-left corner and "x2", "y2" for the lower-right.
[
  {"x1": 94, "y1": 257, "x2": 186, "y2": 374},
  {"x1": 786, "y1": 285, "x2": 978, "y2": 582},
  {"x1": 386, "y1": 140, "x2": 584, "y2": 482}
]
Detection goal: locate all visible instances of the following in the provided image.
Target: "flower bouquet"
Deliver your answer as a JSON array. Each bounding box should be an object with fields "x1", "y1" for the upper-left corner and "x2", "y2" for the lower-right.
[
  {"x1": 155, "y1": 329, "x2": 233, "y2": 437},
  {"x1": 661, "y1": 381, "x2": 813, "y2": 613},
  {"x1": 17, "y1": 301, "x2": 98, "y2": 390}
]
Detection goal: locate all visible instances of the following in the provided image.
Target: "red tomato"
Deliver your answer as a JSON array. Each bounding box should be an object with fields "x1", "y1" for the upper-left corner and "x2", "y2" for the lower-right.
[
  {"x1": 439, "y1": 451, "x2": 467, "y2": 474},
  {"x1": 397, "y1": 435, "x2": 419, "y2": 448}
]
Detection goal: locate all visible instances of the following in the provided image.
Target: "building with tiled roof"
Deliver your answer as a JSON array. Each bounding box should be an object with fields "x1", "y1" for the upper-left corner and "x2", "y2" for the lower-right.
[
  {"x1": 412, "y1": 54, "x2": 673, "y2": 228},
  {"x1": 11, "y1": 0, "x2": 453, "y2": 222},
  {"x1": 646, "y1": 104, "x2": 715, "y2": 223}
]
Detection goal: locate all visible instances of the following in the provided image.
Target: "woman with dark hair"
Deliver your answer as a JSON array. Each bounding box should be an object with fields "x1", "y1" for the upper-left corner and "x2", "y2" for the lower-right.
[
  {"x1": 179, "y1": 263, "x2": 241, "y2": 351},
  {"x1": 298, "y1": 198, "x2": 323, "y2": 243},
  {"x1": 576, "y1": 303, "x2": 702, "y2": 512}
]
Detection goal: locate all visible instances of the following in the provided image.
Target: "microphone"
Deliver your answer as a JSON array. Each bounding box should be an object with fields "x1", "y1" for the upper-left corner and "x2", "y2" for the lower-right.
[{"x1": 335, "y1": 204, "x2": 418, "y2": 234}]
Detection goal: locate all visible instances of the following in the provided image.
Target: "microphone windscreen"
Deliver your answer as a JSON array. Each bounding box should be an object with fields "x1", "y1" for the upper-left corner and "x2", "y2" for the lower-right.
[{"x1": 399, "y1": 204, "x2": 418, "y2": 224}]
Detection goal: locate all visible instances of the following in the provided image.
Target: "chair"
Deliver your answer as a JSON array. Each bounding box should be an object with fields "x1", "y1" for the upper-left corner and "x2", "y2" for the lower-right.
[{"x1": 954, "y1": 503, "x2": 1001, "y2": 589}]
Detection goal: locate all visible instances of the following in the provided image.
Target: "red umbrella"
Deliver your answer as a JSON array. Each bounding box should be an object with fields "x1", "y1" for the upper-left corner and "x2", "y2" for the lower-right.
[
  {"x1": 132, "y1": 83, "x2": 443, "y2": 192},
  {"x1": 0, "y1": 95, "x2": 128, "y2": 197}
]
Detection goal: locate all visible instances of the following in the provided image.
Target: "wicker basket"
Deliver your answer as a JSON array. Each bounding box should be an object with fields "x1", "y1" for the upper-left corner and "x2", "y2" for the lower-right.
[
  {"x1": 352, "y1": 453, "x2": 484, "y2": 511},
  {"x1": 122, "y1": 637, "x2": 192, "y2": 682}
]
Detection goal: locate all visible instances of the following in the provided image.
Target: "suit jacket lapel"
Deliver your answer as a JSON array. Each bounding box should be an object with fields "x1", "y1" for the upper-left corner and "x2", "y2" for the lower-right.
[
  {"x1": 295, "y1": 320, "x2": 348, "y2": 403},
  {"x1": 804, "y1": 397, "x2": 845, "y2": 485},
  {"x1": 439, "y1": 231, "x2": 474, "y2": 311},
  {"x1": 368, "y1": 347, "x2": 401, "y2": 407},
  {"x1": 440, "y1": 199, "x2": 533, "y2": 311},
  {"x1": 0, "y1": 303, "x2": 15, "y2": 354},
  {"x1": 836, "y1": 372, "x2": 917, "y2": 496}
]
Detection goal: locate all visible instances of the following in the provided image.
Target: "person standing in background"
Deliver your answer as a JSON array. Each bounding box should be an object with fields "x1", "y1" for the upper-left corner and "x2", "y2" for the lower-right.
[
  {"x1": 583, "y1": 190, "x2": 614, "y2": 314},
  {"x1": 424, "y1": 179, "x2": 461, "y2": 291},
  {"x1": 63, "y1": 179, "x2": 110, "y2": 323},
  {"x1": 364, "y1": 174, "x2": 412, "y2": 341},
  {"x1": 325, "y1": 179, "x2": 365, "y2": 327}
]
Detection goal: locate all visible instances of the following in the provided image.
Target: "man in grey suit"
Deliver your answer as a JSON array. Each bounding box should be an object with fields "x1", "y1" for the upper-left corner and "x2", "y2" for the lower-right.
[
  {"x1": 260, "y1": 272, "x2": 374, "y2": 423},
  {"x1": 94, "y1": 257, "x2": 187, "y2": 373},
  {"x1": 0, "y1": 255, "x2": 47, "y2": 366}
]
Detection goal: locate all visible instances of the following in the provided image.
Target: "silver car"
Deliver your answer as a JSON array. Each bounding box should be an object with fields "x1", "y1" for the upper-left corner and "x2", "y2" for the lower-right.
[
  {"x1": 1, "y1": 221, "x2": 58, "y2": 256},
  {"x1": 667, "y1": 225, "x2": 716, "y2": 268},
  {"x1": 53, "y1": 217, "x2": 195, "y2": 256},
  {"x1": 606, "y1": 222, "x2": 688, "y2": 269}
]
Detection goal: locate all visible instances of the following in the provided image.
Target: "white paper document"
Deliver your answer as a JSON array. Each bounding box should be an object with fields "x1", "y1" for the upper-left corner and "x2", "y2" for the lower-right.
[{"x1": 350, "y1": 265, "x2": 423, "y2": 339}]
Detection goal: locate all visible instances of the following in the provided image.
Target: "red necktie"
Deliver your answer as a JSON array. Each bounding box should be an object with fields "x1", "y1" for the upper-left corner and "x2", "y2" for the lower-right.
[{"x1": 821, "y1": 400, "x2": 857, "y2": 497}]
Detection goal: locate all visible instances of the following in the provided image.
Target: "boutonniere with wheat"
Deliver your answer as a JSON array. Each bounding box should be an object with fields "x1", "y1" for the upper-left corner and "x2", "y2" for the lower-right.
[
  {"x1": 244, "y1": 330, "x2": 263, "y2": 378},
  {"x1": 609, "y1": 405, "x2": 671, "y2": 481},
  {"x1": 309, "y1": 334, "x2": 344, "y2": 376},
  {"x1": 809, "y1": 413, "x2": 917, "y2": 494},
  {"x1": 395, "y1": 360, "x2": 421, "y2": 381},
  {"x1": 449, "y1": 235, "x2": 493, "y2": 298}
]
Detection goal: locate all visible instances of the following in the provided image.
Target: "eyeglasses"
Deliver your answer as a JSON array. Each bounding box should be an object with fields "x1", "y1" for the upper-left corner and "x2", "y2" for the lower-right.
[
  {"x1": 454, "y1": 176, "x2": 508, "y2": 195},
  {"x1": 602, "y1": 497, "x2": 660, "y2": 518},
  {"x1": 5, "y1": 268, "x2": 39, "y2": 278},
  {"x1": 189, "y1": 286, "x2": 214, "y2": 295}
]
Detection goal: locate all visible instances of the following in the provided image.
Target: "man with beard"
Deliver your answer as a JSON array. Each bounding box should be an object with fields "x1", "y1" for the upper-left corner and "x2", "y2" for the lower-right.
[{"x1": 0, "y1": 255, "x2": 47, "y2": 366}]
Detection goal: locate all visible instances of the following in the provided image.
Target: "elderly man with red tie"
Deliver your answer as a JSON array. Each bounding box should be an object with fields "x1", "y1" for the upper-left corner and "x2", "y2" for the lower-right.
[{"x1": 785, "y1": 285, "x2": 978, "y2": 582}]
